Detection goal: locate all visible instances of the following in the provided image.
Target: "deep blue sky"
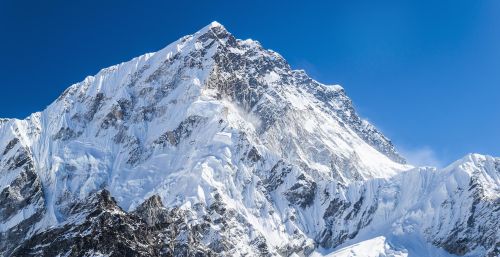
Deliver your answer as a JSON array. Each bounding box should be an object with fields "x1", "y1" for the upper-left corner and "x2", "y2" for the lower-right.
[{"x1": 1, "y1": 0, "x2": 498, "y2": 165}]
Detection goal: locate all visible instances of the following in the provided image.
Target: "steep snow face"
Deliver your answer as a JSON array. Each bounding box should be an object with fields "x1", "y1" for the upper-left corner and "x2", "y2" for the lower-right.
[
  {"x1": 15, "y1": 22, "x2": 406, "y2": 216},
  {"x1": 0, "y1": 22, "x2": 498, "y2": 257},
  {"x1": 318, "y1": 154, "x2": 499, "y2": 257}
]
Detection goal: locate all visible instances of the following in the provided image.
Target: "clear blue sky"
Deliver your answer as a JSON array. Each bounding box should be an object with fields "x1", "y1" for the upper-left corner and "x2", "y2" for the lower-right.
[{"x1": 0, "y1": 0, "x2": 498, "y2": 165}]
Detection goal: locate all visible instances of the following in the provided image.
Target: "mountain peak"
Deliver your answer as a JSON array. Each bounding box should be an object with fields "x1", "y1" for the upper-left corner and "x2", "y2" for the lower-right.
[
  {"x1": 193, "y1": 20, "x2": 231, "y2": 40},
  {"x1": 208, "y1": 20, "x2": 224, "y2": 29}
]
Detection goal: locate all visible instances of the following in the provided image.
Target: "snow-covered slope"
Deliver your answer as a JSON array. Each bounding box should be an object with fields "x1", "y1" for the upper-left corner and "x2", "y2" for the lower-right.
[
  {"x1": 0, "y1": 22, "x2": 498, "y2": 257},
  {"x1": 314, "y1": 153, "x2": 499, "y2": 257},
  {"x1": 312, "y1": 236, "x2": 410, "y2": 257}
]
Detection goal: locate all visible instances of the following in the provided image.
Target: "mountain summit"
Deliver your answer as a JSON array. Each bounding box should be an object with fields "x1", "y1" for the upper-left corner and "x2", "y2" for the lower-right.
[{"x1": 0, "y1": 22, "x2": 498, "y2": 257}]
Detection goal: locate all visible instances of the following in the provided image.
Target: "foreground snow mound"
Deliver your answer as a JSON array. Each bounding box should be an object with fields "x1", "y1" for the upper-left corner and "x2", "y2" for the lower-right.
[
  {"x1": 315, "y1": 236, "x2": 408, "y2": 257},
  {"x1": 0, "y1": 22, "x2": 498, "y2": 256},
  {"x1": 314, "y1": 234, "x2": 460, "y2": 257}
]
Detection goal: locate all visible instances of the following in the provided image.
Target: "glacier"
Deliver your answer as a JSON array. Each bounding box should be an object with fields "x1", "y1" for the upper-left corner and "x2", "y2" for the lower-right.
[{"x1": 0, "y1": 21, "x2": 498, "y2": 256}]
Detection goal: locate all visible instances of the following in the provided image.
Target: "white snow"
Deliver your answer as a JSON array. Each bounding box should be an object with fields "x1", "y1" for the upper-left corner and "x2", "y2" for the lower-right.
[{"x1": 313, "y1": 236, "x2": 408, "y2": 257}]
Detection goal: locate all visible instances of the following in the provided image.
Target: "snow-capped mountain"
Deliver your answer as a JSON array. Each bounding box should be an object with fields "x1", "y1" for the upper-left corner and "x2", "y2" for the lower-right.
[{"x1": 0, "y1": 22, "x2": 498, "y2": 257}]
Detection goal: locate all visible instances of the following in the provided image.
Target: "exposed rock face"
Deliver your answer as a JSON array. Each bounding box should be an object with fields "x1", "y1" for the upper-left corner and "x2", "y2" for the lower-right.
[
  {"x1": 13, "y1": 190, "x2": 159, "y2": 257},
  {"x1": 0, "y1": 22, "x2": 498, "y2": 257},
  {"x1": 12, "y1": 190, "x2": 278, "y2": 257},
  {"x1": 0, "y1": 136, "x2": 46, "y2": 257},
  {"x1": 12, "y1": 191, "x2": 215, "y2": 257}
]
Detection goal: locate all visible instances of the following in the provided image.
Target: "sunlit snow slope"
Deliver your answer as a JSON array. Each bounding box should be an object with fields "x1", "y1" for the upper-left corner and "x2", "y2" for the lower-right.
[{"x1": 0, "y1": 22, "x2": 498, "y2": 257}]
